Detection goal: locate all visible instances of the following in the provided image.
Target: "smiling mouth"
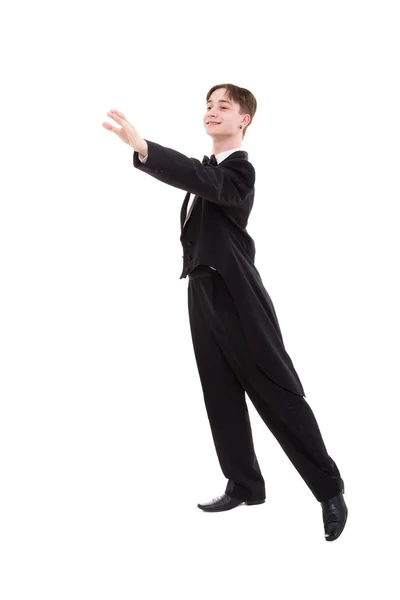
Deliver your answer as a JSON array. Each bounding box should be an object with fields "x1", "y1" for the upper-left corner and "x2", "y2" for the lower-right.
[{"x1": 208, "y1": 122, "x2": 221, "y2": 125}]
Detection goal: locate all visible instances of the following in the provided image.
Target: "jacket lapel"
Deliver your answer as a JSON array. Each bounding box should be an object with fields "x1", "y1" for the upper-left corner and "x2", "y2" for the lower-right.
[
  {"x1": 180, "y1": 191, "x2": 191, "y2": 230},
  {"x1": 181, "y1": 192, "x2": 199, "y2": 231},
  {"x1": 182, "y1": 194, "x2": 198, "y2": 229}
]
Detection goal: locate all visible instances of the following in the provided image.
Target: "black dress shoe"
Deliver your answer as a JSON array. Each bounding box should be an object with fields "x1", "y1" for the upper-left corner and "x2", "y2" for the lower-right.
[
  {"x1": 321, "y1": 486, "x2": 348, "y2": 541},
  {"x1": 197, "y1": 493, "x2": 265, "y2": 512}
]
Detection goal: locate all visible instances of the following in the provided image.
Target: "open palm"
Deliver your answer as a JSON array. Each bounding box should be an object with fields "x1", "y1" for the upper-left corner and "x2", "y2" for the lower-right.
[{"x1": 102, "y1": 109, "x2": 142, "y2": 149}]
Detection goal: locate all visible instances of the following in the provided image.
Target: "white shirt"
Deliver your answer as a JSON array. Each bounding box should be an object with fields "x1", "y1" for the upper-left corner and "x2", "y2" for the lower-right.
[{"x1": 138, "y1": 147, "x2": 244, "y2": 271}]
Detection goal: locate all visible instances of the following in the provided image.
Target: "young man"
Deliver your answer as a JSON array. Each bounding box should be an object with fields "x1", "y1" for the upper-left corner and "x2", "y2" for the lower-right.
[{"x1": 103, "y1": 83, "x2": 348, "y2": 541}]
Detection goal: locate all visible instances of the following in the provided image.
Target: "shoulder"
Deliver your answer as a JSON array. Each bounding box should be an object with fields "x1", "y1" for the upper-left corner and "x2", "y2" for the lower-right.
[{"x1": 220, "y1": 155, "x2": 255, "y2": 188}]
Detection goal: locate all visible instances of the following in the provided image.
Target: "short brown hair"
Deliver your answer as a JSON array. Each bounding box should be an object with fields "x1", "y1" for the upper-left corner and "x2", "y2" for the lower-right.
[{"x1": 206, "y1": 83, "x2": 257, "y2": 139}]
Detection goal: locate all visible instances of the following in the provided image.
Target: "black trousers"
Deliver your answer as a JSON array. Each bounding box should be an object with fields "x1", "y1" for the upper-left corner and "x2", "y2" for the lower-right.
[{"x1": 187, "y1": 264, "x2": 343, "y2": 503}]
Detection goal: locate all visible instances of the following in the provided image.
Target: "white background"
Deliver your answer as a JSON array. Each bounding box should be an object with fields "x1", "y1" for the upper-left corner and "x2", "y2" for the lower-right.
[{"x1": 1, "y1": 1, "x2": 399, "y2": 598}]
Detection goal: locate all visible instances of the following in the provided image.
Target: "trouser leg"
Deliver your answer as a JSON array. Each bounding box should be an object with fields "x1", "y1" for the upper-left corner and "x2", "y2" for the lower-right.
[
  {"x1": 200, "y1": 269, "x2": 343, "y2": 502},
  {"x1": 188, "y1": 267, "x2": 265, "y2": 502}
]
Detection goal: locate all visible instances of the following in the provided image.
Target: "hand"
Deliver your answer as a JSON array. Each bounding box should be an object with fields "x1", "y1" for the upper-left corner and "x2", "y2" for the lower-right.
[{"x1": 102, "y1": 109, "x2": 147, "y2": 154}]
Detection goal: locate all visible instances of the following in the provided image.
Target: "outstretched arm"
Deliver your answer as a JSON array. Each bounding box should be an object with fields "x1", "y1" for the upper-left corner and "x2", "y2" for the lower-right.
[
  {"x1": 133, "y1": 140, "x2": 255, "y2": 208},
  {"x1": 102, "y1": 108, "x2": 254, "y2": 208}
]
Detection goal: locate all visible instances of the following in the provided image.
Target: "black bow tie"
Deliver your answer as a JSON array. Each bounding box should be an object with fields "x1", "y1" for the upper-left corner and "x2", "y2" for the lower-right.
[{"x1": 202, "y1": 154, "x2": 217, "y2": 166}]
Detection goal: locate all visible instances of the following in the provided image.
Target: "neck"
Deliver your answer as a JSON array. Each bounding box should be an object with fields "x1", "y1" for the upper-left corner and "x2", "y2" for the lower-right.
[{"x1": 212, "y1": 135, "x2": 242, "y2": 156}]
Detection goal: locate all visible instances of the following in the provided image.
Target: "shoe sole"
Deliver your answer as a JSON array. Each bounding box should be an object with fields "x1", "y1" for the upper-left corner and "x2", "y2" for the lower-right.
[{"x1": 197, "y1": 499, "x2": 265, "y2": 511}]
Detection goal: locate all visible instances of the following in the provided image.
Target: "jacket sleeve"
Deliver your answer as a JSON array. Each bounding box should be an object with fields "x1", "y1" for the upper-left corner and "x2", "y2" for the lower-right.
[{"x1": 133, "y1": 140, "x2": 255, "y2": 208}]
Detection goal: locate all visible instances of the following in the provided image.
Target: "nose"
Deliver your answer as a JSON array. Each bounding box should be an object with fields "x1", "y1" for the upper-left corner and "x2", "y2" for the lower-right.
[{"x1": 206, "y1": 112, "x2": 217, "y2": 121}]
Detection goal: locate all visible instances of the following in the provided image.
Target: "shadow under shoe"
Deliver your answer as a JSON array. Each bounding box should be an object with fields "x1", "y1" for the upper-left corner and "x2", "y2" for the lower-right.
[{"x1": 197, "y1": 493, "x2": 265, "y2": 512}]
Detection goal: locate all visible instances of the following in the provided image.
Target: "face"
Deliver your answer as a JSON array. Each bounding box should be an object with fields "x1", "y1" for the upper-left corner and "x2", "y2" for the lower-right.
[{"x1": 204, "y1": 87, "x2": 250, "y2": 138}]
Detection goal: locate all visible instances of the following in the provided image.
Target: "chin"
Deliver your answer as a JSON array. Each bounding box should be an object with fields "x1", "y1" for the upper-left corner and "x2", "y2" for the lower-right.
[{"x1": 205, "y1": 127, "x2": 221, "y2": 136}]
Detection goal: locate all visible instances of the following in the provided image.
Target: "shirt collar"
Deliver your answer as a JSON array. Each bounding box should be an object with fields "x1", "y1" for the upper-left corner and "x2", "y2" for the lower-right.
[{"x1": 214, "y1": 147, "x2": 244, "y2": 164}]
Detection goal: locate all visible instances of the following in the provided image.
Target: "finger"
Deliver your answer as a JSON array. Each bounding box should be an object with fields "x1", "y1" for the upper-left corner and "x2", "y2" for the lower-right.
[
  {"x1": 108, "y1": 112, "x2": 127, "y2": 128},
  {"x1": 102, "y1": 122, "x2": 120, "y2": 133},
  {"x1": 107, "y1": 111, "x2": 121, "y2": 122},
  {"x1": 110, "y1": 109, "x2": 127, "y2": 121}
]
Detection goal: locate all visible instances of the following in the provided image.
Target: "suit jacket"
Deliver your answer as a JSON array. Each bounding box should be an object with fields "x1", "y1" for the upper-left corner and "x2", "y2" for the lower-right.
[{"x1": 133, "y1": 140, "x2": 305, "y2": 397}]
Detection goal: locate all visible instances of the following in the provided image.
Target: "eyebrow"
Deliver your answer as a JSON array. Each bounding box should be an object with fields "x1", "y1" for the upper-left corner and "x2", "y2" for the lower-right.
[{"x1": 206, "y1": 99, "x2": 232, "y2": 105}]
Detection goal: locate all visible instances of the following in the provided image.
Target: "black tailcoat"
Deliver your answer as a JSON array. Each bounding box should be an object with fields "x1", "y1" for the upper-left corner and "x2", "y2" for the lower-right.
[{"x1": 133, "y1": 140, "x2": 305, "y2": 397}]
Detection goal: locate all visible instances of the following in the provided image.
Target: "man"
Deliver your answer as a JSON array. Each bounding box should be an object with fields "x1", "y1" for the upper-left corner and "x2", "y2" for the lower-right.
[{"x1": 102, "y1": 83, "x2": 348, "y2": 541}]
